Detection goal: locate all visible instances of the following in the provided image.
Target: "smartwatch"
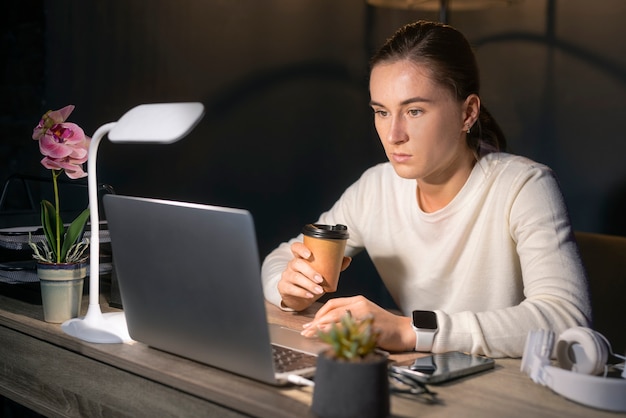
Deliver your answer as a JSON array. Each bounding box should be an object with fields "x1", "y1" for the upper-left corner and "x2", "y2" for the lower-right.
[{"x1": 412, "y1": 310, "x2": 438, "y2": 352}]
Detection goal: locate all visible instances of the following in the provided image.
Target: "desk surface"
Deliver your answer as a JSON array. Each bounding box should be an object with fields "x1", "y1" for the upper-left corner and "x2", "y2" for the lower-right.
[{"x1": 0, "y1": 291, "x2": 619, "y2": 418}]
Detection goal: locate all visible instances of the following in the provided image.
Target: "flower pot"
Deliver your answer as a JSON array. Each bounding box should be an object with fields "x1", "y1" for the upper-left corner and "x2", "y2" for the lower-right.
[
  {"x1": 37, "y1": 262, "x2": 86, "y2": 323},
  {"x1": 311, "y1": 352, "x2": 390, "y2": 418}
]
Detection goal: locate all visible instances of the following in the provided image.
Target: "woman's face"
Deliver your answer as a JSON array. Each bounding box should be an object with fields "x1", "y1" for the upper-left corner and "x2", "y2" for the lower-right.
[{"x1": 369, "y1": 59, "x2": 473, "y2": 183}]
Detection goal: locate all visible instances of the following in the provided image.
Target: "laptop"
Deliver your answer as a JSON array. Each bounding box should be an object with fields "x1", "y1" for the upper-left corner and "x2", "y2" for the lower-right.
[{"x1": 103, "y1": 194, "x2": 327, "y2": 385}]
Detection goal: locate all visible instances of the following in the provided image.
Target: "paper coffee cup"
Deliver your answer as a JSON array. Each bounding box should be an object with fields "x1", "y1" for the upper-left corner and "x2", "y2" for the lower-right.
[{"x1": 302, "y1": 224, "x2": 349, "y2": 293}]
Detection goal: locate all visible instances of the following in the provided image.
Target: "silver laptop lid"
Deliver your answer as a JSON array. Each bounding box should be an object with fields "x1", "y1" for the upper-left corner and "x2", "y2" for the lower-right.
[{"x1": 103, "y1": 194, "x2": 279, "y2": 383}]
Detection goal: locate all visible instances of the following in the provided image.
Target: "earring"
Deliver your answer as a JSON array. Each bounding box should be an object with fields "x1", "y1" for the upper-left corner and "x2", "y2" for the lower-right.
[{"x1": 466, "y1": 124, "x2": 471, "y2": 134}]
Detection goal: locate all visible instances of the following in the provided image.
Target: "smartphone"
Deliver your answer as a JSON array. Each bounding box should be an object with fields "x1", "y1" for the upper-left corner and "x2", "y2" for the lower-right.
[{"x1": 390, "y1": 351, "x2": 495, "y2": 384}]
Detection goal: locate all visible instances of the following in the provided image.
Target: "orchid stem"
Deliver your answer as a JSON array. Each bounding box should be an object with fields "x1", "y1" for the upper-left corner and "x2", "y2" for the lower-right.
[{"x1": 52, "y1": 169, "x2": 62, "y2": 263}]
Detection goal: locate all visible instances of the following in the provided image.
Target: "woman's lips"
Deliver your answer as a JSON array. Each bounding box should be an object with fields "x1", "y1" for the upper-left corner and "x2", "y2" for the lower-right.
[{"x1": 391, "y1": 152, "x2": 411, "y2": 163}]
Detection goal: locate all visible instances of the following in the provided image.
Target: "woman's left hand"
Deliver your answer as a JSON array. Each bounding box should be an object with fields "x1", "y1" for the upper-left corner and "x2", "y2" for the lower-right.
[{"x1": 301, "y1": 295, "x2": 415, "y2": 352}]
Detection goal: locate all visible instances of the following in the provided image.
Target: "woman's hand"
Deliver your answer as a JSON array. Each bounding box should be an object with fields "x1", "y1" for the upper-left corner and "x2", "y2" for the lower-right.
[
  {"x1": 277, "y1": 242, "x2": 351, "y2": 311},
  {"x1": 301, "y1": 296, "x2": 415, "y2": 352}
]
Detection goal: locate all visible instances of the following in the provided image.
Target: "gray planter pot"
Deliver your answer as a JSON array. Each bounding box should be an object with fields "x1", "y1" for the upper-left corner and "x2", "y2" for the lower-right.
[
  {"x1": 312, "y1": 352, "x2": 390, "y2": 418},
  {"x1": 37, "y1": 262, "x2": 86, "y2": 323}
]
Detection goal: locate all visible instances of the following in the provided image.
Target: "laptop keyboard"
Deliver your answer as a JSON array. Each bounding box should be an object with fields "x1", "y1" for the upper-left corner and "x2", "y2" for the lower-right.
[{"x1": 272, "y1": 344, "x2": 317, "y2": 373}]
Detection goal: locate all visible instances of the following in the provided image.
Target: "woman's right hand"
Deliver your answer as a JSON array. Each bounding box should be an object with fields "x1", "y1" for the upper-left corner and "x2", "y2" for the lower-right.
[{"x1": 277, "y1": 241, "x2": 350, "y2": 311}]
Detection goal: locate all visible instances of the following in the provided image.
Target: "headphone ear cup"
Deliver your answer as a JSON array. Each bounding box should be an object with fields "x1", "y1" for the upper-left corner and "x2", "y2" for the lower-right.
[{"x1": 555, "y1": 327, "x2": 608, "y2": 375}]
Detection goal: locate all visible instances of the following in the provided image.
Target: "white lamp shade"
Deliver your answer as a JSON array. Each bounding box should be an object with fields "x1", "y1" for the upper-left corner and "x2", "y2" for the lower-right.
[{"x1": 108, "y1": 102, "x2": 205, "y2": 144}]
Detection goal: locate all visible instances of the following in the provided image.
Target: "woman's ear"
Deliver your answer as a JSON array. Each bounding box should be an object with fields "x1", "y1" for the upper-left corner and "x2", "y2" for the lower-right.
[{"x1": 462, "y1": 94, "x2": 480, "y2": 132}]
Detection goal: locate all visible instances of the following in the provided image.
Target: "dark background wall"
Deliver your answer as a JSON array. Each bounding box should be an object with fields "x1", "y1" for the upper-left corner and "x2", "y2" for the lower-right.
[{"x1": 3, "y1": 0, "x2": 626, "y2": 302}]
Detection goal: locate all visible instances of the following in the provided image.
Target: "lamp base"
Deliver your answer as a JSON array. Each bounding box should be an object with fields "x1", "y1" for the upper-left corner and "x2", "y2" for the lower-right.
[{"x1": 62, "y1": 306, "x2": 131, "y2": 343}]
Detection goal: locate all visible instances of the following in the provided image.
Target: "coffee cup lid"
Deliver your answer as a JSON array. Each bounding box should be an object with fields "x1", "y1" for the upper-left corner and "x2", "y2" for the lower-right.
[{"x1": 302, "y1": 223, "x2": 349, "y2": 240}]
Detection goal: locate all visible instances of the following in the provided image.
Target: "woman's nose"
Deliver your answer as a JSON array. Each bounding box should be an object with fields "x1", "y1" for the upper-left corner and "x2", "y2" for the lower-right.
[{"x1": 386, "y1": 116, "x2": 408, "y2": 145}]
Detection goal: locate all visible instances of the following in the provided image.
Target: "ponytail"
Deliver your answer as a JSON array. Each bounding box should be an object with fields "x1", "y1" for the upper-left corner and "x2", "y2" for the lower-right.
[{"x1": 470, "y1": 105, "x2": 507, "y2": 158}]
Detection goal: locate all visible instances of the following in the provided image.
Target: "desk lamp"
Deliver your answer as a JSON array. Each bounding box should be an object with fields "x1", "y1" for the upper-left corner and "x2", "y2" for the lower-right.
[{"x1": 61, "y1": 102, "x2": 205, "y2": 343}]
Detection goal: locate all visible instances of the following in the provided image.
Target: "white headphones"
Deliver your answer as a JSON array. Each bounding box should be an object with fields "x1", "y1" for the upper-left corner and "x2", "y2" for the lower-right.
[{"x1": 521, "y1": 327, "x2": 626, "y2": 413}]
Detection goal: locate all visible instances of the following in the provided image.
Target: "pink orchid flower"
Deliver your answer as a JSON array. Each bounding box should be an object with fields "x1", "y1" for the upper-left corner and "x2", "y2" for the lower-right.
[
  {"x1": 32, "y1": 105, "x2": 76, "y2": 140},
  {"x1": 33, "y1": 106, "x2": 91, "y2": 179}
]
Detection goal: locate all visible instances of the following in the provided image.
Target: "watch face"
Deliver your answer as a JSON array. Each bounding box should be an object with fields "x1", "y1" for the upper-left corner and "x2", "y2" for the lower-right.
[{"x1": 412, "y1": 310, "x2": 437, "y2": 330}]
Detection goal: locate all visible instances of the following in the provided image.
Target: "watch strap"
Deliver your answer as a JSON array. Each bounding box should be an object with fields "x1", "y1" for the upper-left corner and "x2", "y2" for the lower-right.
[{"x1": 415, "y1": 328, "x2": 436, "y2": 352}]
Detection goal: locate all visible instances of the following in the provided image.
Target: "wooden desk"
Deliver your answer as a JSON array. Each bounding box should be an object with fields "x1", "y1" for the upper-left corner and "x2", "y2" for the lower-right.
[{"x1": 0, "y1": 292, "x2": 618, "y2": 418}]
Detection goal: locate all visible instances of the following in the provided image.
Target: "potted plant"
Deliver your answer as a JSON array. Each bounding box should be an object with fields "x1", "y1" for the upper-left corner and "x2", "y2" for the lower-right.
[
  {"x1": 312, "y1": 311, "x2": 390, "y2": 418},
  {"x1": 28, "y1": 105, "x2": 91, "y2": 323}
]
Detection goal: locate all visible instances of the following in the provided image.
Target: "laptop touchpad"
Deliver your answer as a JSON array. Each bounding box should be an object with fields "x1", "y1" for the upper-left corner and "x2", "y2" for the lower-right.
[{"x1": 268, "y1": 324, "x2": 328, "y2": 356}]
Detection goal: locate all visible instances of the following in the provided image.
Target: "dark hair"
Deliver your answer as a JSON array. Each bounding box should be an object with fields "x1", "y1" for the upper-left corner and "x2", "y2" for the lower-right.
[{"x1": 370, "y1": 20, "x2": 506, "y2": 157}]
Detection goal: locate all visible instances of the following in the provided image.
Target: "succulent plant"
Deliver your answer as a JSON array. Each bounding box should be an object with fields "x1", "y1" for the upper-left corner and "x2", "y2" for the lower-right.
[{"x1": 317, "y1": 310, "x2": 380, "y2": 361}]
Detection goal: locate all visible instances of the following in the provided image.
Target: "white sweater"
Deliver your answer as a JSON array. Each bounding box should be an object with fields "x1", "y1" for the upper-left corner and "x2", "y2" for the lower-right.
[{"x1": 261, "y1": 153, "x2": 591, "y2": 357}]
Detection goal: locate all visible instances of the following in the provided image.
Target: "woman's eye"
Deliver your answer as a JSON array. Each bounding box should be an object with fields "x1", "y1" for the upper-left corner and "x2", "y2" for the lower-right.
[
  {"x1": 373, "y1": 109, "x2": 388, "y2": 117},
  {"x1": 408, "y1": 109, "x2": 423, "y2": 116}
]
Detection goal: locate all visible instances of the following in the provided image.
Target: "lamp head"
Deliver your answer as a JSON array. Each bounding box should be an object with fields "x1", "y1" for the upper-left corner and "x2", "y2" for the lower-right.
[{"x1": 108, "y1": 102, "x2": 205, "y2": 144}]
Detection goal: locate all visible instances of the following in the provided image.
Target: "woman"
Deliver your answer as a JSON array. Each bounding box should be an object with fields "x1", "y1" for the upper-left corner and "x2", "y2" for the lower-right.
[{"x1": 261, "y1": 21, "x2": 591, "y2": 357}]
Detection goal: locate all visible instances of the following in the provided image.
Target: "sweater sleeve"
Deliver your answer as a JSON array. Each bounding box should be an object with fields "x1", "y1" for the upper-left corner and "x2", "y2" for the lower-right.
[
  {"x1": 261, "y1": 238, "x2": 298, "y2": 309},
  {"x1": 432, "y1": 164, "x2": 592, "y2": 358}
]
